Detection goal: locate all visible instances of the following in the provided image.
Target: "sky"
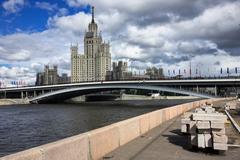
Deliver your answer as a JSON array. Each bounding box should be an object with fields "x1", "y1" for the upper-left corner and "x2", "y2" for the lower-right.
[{"x1": 0, "y1": 0, "x2": 240, "y2": 86}]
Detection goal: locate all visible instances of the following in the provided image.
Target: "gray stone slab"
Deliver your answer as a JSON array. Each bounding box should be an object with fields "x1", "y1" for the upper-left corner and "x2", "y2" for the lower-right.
[
  {"x1": 213, "y1": 134, "x2": 228, "y2": 143},
  {"x1": 204, "y1": 134, "x2": 213, "y2": 148},
  {"x1": 213, "y1": 143, "x2": 228, "y2": 151},
  {"x1": 192, "y1": 113, "x2": 227, "y2": 122},
  {"x1": 196, "y1": 121, "x2": 210, "y2": 129},
  {"x1": 197, "y1": 134, "x2": 205, "y2": 148}
]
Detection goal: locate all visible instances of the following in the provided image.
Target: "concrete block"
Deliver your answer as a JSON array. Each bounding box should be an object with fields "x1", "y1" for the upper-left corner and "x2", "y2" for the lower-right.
[
  {"x1": 191, "y1": 134, "x2": 198, "y2": 146},
  {"x1": 210, "y1": 121, "x2": 225, "y2": 129},
  {"x1": 204, "y1": 134, "x2": 213, "y2": 148},
  {"x1": 42, "y1": 134, "x2": 89, "y2": 160},
  {"x1": 192, "y1": 113, "x2": 227, "y2": 122},
  {"x1": 196, "y1": 110, "x2": 206, "y2": 114},
  {"x1": 195, "y1": 108, "x2": 203, "y2": 112},
  {"x1": 2, "y1": 148, "x2": 42, "y2": 160},
  {"x1": 196, "y1": 121, "x2": 210, "y2": 129},
  {"x1": 198, "y1": 134, "x2": 205, "y2": 148},
  {"x1": 189, "y1": 121, "x2": 197, "y2": 134},
  {"x1": 183, "y1": 112, "x2": 192, "y2": 119},
  {"x1": 181, "y1": 124, "x2": 188, "y2": 133},
  {"x1": 88, "y1": 125, "x2": 119, "y2": 160},
  {"x1": 205, "y1": 108, "x2": 215, "y2": 114},
  {"x1": 198, "y1": 129, "x2": 211, "y2": 134},
  {"x1": 213, "y1": 134, "x2": 228, "y2": 143},
  {"x1": 212, "y1": 128, "x2": 226, "y2": 135},
  {"x1": 213, "y1": 143, "x2": 228, "y2": 151},
  {"x1": 139, "y1": 114, "x2": 150, "y2": 134},
  {"x1": 181, "y1": 118, "x2": 191, "y2": 124},
  {"x1": 117, "y1": 117, "x2": 140, "y2": 146}
]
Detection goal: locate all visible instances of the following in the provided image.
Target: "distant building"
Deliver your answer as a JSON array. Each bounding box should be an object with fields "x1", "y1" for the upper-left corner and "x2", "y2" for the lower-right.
[
  {"x1": 36, "y1": 65, "x2": 70, "y2": 86},
  {"x1": 71, "y1": 6, "x2": 111, "y2": 83},
  {"x1": 106, "y1": 61, "x2": 132, "y2": 80},
  {"x1": 145, "y1": 67, "x2": 164, "y2": 79},
  {"x1": 58, "y1": 73, "x2": 71, "y2": 84}
]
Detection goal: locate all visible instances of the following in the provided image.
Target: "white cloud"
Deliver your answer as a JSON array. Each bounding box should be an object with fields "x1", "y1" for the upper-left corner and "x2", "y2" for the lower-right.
[
  {"x1": 48, "y1": 12, "x2": 91, "y2": 32},
  {"x1": 35, "y1": 1, "x2": 58, "y2": 11},
  {"x1": 1, "y1": 0, "x2": 240, "y2": 85},
  {"x1": 2, "y1": 0, "x2": 25, "y2": 13}
]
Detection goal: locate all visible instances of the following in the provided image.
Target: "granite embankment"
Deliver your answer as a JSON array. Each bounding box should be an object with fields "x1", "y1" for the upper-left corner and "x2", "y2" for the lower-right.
[
  {"x1": 0, "y1": 99, "x2": 28, "y2": 106},
  {"x1": 0, "y1": 98, "x2": 228, "y2": 160}
]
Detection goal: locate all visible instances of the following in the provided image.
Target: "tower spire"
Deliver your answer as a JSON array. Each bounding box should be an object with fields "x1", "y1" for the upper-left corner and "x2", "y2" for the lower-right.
[{"x1": 91, "y1": 6, "x2": 95, "y2": 23}]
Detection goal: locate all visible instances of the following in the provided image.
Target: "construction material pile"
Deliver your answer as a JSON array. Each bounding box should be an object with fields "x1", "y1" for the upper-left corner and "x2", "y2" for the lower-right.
[
  {"x1": 225, "y1": 101, "x2": 239, "y2": 110},
  {"x1": 181, "y1": 105, "x2": 228, "y2": 151}
]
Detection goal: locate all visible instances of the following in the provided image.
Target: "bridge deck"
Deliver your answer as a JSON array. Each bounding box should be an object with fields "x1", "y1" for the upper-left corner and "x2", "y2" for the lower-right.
[{"x1": 105, "y1": 102, "x2": 240, "y2": 160}]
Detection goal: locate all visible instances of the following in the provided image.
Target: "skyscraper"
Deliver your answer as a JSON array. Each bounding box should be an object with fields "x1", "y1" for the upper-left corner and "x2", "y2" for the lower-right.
[{"x1": 71, "y1": 6, "x2": 111, "y2": 82}]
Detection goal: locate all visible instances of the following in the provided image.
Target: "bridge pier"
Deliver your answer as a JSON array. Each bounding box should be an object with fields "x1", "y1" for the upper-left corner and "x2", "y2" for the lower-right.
[
  {"x1": 196, "y1": 85, "x2": 199, "y2": 93},
  {"x1": 214, "y1": 85, "x2": 218, "y2": 96},
  {"x1": 4, "y1": 91, "x2": 6, "y2": 99},
  {"x1": 34, "y1": 91, "x2": 36, "y2": 97},
  {"x1": 21, "y1": 91, "x2": 24, "y2": 99},
  {"x1": 42, "y1": 90, "x2": 44, "y2": 95}
]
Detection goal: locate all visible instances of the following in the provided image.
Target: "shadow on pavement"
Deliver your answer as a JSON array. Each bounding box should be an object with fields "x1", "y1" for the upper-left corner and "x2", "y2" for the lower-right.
[{"x1": 162, "y1": 129, "x2": 224, "y2": 155}]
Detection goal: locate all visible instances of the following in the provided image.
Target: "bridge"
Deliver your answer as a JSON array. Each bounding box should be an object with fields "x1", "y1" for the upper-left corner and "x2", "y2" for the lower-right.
[
  {"x1": 0, "y1": 79, "x2": 240, "y2": 103},
  {"x1": 29, "y1": 84, "x2": 214, "y2": 103}
]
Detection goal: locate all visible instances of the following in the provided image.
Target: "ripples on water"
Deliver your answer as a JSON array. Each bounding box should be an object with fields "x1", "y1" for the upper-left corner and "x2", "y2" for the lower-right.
[{"x1": 0, "y1": 99, "x2": 197, "y2": 157}]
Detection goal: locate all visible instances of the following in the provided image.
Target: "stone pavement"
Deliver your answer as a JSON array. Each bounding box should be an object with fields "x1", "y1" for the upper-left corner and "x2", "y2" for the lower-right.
[{"x1": 104, "y1": 114, "x2": 240, "y2": 160}]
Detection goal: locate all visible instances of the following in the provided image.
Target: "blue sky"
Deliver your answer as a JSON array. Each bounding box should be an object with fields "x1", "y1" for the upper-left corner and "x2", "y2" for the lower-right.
[
  {"x1": 0, "y1": 0, "x2": 91, "y2": 35},
  {"x1": 0, "y1": 0, "x2": 240, "y2": 87}
]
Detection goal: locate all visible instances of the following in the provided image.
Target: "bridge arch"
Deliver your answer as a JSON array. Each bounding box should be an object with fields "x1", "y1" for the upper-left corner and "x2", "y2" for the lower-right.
[{"x1": 29, "y1": 84, "x2": 214, "y2": 103}]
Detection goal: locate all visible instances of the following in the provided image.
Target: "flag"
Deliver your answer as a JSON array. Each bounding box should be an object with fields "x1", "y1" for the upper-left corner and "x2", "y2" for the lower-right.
[
  {"x1": 220, "y1": 68, "x2": 222, "y2": 74},
  {"x1": 235, "y1": 67, "x2": 238, "y2": 74},
  {"x1": 179, "y1": 69, "x2": 180, "y2": 75},
  {"x1": 227, "y1": 68, "x2": 229, "y2": 74}
]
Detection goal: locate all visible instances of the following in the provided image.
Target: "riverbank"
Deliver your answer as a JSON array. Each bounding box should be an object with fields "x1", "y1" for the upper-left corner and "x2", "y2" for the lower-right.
[
  {"x1": 0, "y1": 99, "x2": 198, "y2": 157},
  {"x1": 0, "y1": 99, "x2": 29, "y2": 106},
  {"x1": 0, "y1": 98, "x2": 224, "y2": 160},
  {"x1": 119, "y1": 94, "x2": 199, "y2": 100}
]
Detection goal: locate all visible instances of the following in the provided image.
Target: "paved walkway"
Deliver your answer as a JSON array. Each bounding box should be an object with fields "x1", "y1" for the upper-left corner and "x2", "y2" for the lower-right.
[{"x1": 104, "y1": 113, "x2": 240, "y2": 160}]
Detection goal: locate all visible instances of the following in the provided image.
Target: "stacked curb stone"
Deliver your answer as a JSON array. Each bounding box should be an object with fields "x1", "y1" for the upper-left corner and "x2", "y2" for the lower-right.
[{"x1": 181, "y1": 104, "x2": 228, "y2": 151}]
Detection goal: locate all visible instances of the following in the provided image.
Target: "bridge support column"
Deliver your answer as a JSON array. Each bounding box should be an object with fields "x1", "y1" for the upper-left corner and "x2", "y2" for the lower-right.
[
  {"x1": 196, "y1": 85, "x2": 199, "y2": 93},
  {"x1": 42, "y1": 90, "x2": 44, "y2": 95},
  {"x1": 25, "y1": 91, "x2": 28, "y2": 98},
  {"x1": 179, "y1": 86, "x2": 182, "y2": 90},
  {"x1": 21, "y1": 91, "x2": 24, "y2": 99},
  {"x1": 4, "y1": 91, "x2": 6, "y2": 99},
  {"x1": 215, "y1": 85, "x2": 218, "y2": 96},
  {"x1": 34, "y1": 91, "x2": 36, "y2": 97}
]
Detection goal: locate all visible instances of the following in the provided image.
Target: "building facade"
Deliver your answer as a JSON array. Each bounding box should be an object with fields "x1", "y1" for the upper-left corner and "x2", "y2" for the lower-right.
[
  {"x1": 106, "y1": 61, "x2": 132, "y2": 80},
  {"x1": 36, "y1": 65, "x2": 70, "y2": 85},
  {"x1": 145, "y1": 67, "x2": 164, "y2": 79},
  {"x1": 71, "y1": 7, "x2": 111, "y2": 82}
]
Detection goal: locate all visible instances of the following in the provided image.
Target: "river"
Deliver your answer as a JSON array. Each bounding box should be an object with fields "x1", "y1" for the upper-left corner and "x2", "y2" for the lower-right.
[{"x1": 0, "y1": 99, "x2": 197, "y2": 157}]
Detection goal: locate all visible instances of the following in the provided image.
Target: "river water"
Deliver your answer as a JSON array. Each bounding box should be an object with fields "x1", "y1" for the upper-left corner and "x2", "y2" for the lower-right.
[{"x1": 0, "y1": 99, "x2": 197, "y2": 157}]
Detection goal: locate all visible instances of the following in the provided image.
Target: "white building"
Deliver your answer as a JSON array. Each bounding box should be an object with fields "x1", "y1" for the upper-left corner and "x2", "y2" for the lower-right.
[{"x1": 71, "y1": 6, "x2": 111, "y2": 82}]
